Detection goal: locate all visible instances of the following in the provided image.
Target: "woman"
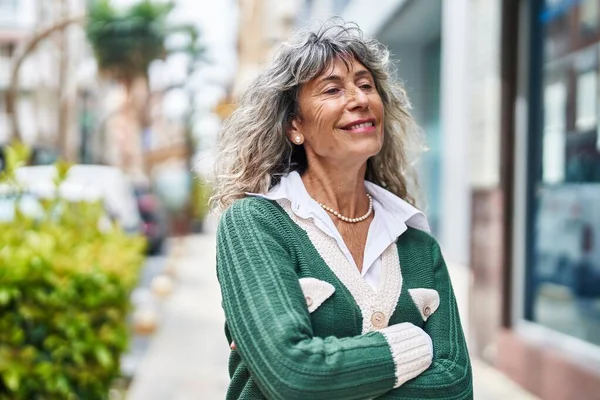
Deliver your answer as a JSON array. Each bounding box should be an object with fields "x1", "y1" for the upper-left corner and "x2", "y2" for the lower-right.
[{"x1": 211, "y1": 20, "x2": 472, "y2": 399}]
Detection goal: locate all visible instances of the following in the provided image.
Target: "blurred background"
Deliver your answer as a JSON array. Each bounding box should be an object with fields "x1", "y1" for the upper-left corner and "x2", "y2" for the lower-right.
[{"x1": 1, "y1": 0, "x2": 599, "y2": 399}]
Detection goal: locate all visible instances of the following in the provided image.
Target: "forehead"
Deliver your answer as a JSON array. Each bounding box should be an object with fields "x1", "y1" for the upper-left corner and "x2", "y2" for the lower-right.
[{"x1": 315, "y1": 56, "x2": 371, "y2": 81}]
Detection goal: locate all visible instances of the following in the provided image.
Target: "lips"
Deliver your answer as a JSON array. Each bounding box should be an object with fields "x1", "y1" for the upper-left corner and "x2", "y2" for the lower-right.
[{"x1": 340, "y1": 119, "x2": 376, "y2": 132}]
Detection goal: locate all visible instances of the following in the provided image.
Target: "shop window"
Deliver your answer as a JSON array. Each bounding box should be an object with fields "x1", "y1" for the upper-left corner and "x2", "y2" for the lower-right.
[{"x1": 527, "y1": 0, "x2": 600, "y2": 347}]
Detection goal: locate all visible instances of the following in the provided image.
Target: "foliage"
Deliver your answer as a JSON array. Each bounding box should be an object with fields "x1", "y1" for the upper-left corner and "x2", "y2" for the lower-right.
[
  {"x1": 191, "y1": 177, "x2": 211, "y2": 221},
  {"x1": 0, "y1": 142, "x2": 31, "y2": 184},
  {"x1": 86, "y1": 0, "x2": 171, "y2": 84},
  {"x1": 85, "y1": 0, "x2": 204, "y2": 87},
  {"x1": 0, "y1": 145, "x2": 145, "y2": 399}
]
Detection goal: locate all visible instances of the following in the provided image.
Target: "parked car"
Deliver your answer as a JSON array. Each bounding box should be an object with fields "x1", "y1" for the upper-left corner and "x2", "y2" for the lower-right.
[
  {"x1": 0, "y1": 187, "x2": 119, "y2": 234},
  {"x1": 134, "y1": 187, "x2": 168, "y2": 255},
  {"x1": 14, "y1": 165, "x2": 142, "y2": 235},
  {"x1": 0, "y1": 190, "x2": 44, "y2": 222},
  {"x1": 0, "y1": 144, "x2": 60, "y2": 172}
]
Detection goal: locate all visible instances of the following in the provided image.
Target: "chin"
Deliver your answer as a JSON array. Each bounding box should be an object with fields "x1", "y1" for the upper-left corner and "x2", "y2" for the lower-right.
[
  {"x1": 347, "y1": 142, "x2": 382, "y2": 161},
  {"x1": 357, "y1": 135, "x2": 383, "y2": 154}
]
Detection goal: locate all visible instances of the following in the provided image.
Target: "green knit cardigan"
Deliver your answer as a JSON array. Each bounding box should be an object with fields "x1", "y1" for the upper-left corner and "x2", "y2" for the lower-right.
[{"x1": 216, "y1": 197, "x2": 473, "y2": 399}]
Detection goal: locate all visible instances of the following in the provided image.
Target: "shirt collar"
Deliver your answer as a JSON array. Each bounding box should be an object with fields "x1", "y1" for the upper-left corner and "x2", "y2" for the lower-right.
[
  {"x1": 247, "y1": 171, "x2": 430, "y2": 236},
  {"x1": 364, "y1": 181, "x2": 430, "y2": 234},
  {"x1": 247, "y1": 171, "x2": 317, "y2": 220}
]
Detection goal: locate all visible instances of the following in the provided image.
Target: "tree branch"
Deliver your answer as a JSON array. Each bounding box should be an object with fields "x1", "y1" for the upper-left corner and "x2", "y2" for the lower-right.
[{"x1": 6, "y1": 14, "x2": 86, "y2": 142}]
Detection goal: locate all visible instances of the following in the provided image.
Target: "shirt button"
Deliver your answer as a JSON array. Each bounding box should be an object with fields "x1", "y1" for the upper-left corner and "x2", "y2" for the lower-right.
[
  {"x1": 305, "y1": 296, "x2": 313, "y2": 307},
  {"x1": 423, "y1": 306, "x2": 432, "y2": 317},
  {"x1": 371, "y1": 311, "x2": 387, "y2": 329}
]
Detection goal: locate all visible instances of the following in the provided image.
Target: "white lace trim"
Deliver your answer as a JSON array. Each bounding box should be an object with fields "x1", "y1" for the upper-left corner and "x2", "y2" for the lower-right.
[{"x1": 278, "y1": 199, "x2": 403, "y2": 334}]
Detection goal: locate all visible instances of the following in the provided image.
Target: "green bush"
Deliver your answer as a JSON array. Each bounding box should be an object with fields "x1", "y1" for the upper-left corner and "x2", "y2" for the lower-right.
[
  {"x1": 191, "y1": 177, "x2": 211, "y2": 221},
  {"x1": 0, "y1": 145, "x2": 145, "y2": 399}
]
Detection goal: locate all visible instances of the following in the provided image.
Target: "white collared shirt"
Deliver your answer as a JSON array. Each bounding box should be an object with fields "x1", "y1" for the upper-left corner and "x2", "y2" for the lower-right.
[{"x1": 248, "y1": 171, "x2": 430, "y2": 291}]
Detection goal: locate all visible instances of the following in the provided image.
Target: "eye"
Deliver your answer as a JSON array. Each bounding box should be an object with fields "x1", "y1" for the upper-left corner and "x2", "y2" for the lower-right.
[
  {"x1": 324, "y1": 87, "x2": 341, "y2": 95},
  {"x1": 359, "y1": 83, "x2": 374, "y2": 90}
]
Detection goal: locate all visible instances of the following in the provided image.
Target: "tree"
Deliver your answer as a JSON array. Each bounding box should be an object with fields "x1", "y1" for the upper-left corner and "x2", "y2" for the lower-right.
[{"x1": 85, "y1": 0, "x2": 203, "y2": 172}]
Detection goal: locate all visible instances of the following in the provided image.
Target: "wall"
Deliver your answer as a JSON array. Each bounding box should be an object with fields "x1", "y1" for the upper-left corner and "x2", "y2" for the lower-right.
[{"x1": 463, "y1": 0, "x2": 505, "y2": 362}]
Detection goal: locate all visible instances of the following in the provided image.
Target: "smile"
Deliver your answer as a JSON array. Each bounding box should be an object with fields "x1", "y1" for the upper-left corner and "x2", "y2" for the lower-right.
[{"x1": 341, "y1": 119, "x2": 376, "y2": 133}]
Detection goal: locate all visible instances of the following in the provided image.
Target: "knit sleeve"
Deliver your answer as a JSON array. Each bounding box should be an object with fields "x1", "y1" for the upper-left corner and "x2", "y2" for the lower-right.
[
  {"x1": 216, "y1": 198, "x2": 428, "y2": 400},
  {"x1": 377, "y1": 239, "x2": 473, "y2": 399}
]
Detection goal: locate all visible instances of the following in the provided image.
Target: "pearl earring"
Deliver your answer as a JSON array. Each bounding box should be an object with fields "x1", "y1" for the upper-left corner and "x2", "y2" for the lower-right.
[{"x1": 294, "y1": 136, "x2": 303, "y2": 144}]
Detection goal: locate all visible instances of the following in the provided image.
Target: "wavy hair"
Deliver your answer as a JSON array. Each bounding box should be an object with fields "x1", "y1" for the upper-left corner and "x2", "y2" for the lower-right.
[{"x1": 209, "y1": 19, "x2": 425, "y2": 211}]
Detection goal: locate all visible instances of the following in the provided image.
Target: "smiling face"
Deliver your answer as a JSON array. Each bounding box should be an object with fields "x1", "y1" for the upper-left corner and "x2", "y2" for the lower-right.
[{"x1": 289, "y1": 56, "x2": 385, "y2": 169}]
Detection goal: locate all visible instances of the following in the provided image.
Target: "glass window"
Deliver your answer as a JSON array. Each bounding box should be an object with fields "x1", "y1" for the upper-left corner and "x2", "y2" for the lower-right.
[
  {"x1": 0, "y1": 0, "x2": 17, "y2": 13},
  {"x1": 527, "y1": 0, "x2": 600, "y2": 347}
]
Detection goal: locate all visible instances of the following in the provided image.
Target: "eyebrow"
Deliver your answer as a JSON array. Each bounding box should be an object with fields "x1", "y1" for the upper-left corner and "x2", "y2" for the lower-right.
[{"x1": 319, "y1": 69, "x2": 372, "y2": 83}]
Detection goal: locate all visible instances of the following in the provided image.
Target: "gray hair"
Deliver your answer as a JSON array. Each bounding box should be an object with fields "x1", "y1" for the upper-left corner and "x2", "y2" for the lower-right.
[{"x1": 210, "y1": 19, "x2": 424, "y2": 211}]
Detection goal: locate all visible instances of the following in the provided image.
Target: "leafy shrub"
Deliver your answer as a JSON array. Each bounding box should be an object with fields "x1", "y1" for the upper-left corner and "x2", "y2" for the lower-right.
[
  {"x1": 191, "y1": 177, "x2": 211, "y2": 221},
  {"x1": 0, "y1": 144, "x2": 145, "y2": 399}
]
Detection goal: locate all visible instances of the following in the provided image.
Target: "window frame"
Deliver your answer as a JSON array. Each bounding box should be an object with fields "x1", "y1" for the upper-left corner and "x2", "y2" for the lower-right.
[{"x1": 511, "y1": 0, "x2": 600, "y2": 366}]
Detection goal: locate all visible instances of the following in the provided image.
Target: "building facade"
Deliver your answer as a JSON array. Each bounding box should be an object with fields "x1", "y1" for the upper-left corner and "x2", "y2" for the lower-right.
[
  {"x1": 0, "y1": 0, "x2": 90, "y2": 162},
  {"x1": 231, "y1": 0, "x2": 301, "y2": 100},
  {"x1": 497, "y1": 0, "x2": 600, "y2": 397}
]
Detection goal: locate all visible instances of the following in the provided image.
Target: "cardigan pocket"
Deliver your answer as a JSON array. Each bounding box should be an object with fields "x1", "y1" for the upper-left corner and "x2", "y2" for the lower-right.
[
  {"x1": 408, "y1": 288, "x2": 440, "y2": 321},
  {"x1": 299, "y1": 277, "x2": 335, "y2": 313}
]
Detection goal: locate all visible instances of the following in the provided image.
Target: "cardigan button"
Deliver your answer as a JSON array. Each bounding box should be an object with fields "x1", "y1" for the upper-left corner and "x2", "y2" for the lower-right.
[
  {"x1": 305, "y1": 296, "x2": 313, "y2": 307},
  {"x1": 423, "y1": 306, "x2": 432, "y2": 317},
  {"x1": 371, "y1": 311, "x2": 386, "y2": 329}
]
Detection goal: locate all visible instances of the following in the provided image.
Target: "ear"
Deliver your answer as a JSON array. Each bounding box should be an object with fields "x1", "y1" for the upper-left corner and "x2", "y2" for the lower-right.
[{"x1": 286, "y1": 117, "x2": 302, "y2": 142}]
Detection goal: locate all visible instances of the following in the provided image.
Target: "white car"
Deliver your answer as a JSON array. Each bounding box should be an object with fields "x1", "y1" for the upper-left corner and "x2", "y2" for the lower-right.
[
  {"x1": 0, "y1": 190, "x2": 44, "y2": 222},
  {"x1": 14, "y1": 165, "x2": 142, "y2": 234}
]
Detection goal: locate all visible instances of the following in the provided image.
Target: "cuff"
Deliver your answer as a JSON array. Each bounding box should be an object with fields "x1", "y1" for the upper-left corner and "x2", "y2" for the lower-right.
[{"x1": 380, "y1": 322, "x2": 433, "y2": 388}]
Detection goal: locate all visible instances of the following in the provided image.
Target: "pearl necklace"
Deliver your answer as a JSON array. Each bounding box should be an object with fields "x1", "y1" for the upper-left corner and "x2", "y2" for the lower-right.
[{"x1": 317, "y1": 194, "x2": 373, "y2": 223}]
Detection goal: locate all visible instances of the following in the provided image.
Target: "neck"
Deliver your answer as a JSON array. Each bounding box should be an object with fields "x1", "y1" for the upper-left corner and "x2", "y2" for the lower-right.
[{"x1": 301, "y1": 157, "x2": 369, "y2": 218}]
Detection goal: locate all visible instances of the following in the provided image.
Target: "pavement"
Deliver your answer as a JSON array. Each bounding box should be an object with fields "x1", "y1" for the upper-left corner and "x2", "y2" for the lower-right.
[{"x1": 126, "y1": 229, "x2": 539, "y2": 400}]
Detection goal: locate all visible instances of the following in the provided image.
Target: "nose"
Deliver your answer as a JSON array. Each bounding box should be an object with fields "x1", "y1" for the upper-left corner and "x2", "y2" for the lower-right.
[{"x1": 347, "y1": 86, "x2": 369, "y2": 110}]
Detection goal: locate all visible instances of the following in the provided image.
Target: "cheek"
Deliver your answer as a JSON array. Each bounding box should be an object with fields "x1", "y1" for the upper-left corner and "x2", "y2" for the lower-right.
[
  {"x1": 372, "y1": 96, "x2": 384, "y2": 119},
  {"x1": 312, "y1": 105, "x2": 326, "y2": 128},
  {"x1": 306, "y1": 104, "x2": 338, "y2": 140}
]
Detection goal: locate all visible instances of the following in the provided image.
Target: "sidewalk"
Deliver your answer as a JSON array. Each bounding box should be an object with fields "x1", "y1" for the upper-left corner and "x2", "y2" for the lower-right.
[
  {"x1": 126, "y1": 233, "x2": 229, "y2": 399},
  {"x1": 127, "y1": 232, "x2": 538, "y2": 400}
]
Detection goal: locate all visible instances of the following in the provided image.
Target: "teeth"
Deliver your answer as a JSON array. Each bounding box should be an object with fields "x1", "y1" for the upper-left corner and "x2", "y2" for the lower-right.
[{"x1": 347, "y1": 122, "x2": 374, "y2": 130}]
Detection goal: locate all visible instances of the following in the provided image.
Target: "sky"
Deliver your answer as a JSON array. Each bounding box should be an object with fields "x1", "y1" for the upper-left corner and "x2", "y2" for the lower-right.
[
  {"x1": 169, "y1": 0, "x2": 239, "y2": 173},
  {"x1": 163, "y1": 0, "x2": 239, "y2": 153},
  {"x1": 167, "y1": 0, "x2": 239, "y2": 107}
]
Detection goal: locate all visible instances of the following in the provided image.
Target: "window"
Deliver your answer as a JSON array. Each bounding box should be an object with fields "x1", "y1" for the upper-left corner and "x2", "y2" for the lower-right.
[
  {"x1": 525, "y1": 0, "x2": 600, "y2": 348},
  {"x1": 0, "y1": 0, "x2": 17, "y2": 13}
]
